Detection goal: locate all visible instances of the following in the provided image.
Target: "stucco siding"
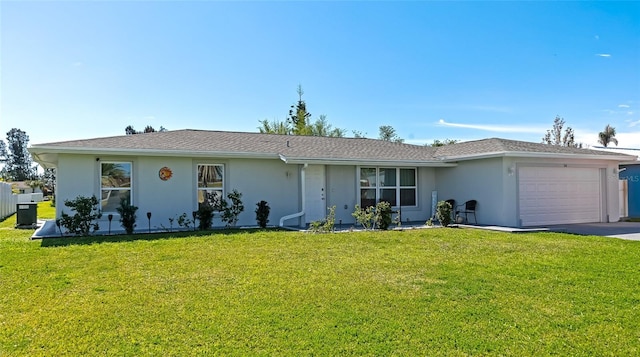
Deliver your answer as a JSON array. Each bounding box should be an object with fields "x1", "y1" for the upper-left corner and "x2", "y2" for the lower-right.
[
  {"x1": 409, "y1": 167, "x2": 437, "y2": 223},
  {"x1": 56, "y1": 154, "x2": 100, "y2": 219},
  {"x1": 54, "y1": 154, "x2": 302, "y2": 232},
  {"x1": 220, "y1": 158, "x2": 300, "y2": 227},
  {"x1": 435, "y1": 158, "x2": 508, "y2": 226},
  {"x1": 135, "y1": 157, "x2": 194, "y2": 231}
]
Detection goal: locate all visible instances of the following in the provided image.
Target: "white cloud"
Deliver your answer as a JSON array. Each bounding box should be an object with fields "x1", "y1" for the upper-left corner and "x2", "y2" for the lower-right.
[
  {"x1": 437, "y1": 119, "x2": 544, "y2": 133},
  {"x1": 606, "y1": 132, "x2": 640, "y2": 149},
  {"x1": 619, "y1": 104, "x2": 631, "y2": 108},
  {"x1": 594, "y1": 35, "x2": 600, "y2": 40},
  {"x1": 596, "y1": 53, "x2": 611, "y2": 57},
  {"x1": 628, "y1": 120, "x2": 640, "y2": 128},
  {"x1": 72, "y1": 61, "x2": 83, "y2": 67}
]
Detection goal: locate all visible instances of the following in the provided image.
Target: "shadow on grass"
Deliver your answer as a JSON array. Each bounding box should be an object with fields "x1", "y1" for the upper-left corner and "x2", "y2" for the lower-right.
[{"x1": 40, "y1": 228, "x2": 288, "y2": 247}]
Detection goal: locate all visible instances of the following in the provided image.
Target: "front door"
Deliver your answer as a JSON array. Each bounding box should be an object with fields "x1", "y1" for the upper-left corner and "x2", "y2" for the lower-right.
[{"x1": 305, "y1": 165, "x2": 326, "y2": 223}]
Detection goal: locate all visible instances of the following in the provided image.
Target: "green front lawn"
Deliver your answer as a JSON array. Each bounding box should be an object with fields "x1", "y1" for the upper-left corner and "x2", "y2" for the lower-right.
[{"x1": 1, "y1": 224, "x2": 639, "y2": 355}]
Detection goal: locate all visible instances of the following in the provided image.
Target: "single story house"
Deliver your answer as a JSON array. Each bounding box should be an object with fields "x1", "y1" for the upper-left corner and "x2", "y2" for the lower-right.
[
  {"x1": 11, "y1": 181, "x2": 42, "y2": 194},
  {"x1": 28, "y1": 129, "x2": 636, "y2": 235}
]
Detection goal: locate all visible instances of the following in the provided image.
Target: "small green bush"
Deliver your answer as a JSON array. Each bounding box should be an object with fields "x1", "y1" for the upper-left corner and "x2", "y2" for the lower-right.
[
  {"x1": 177, "y1": 213, "x2": 195, "y2": 230},
  {"x1": 116, "y1": 197, "x2": 138, "y2": 235},
  {"x1": 352, "y1": 204, "x2": 375, "y2": 230},
  {"x1": 375, "y1": 201, "x2": 393, "y2": 230},
  {"x1": 59, "y1": 195, "x2": 102, "y2": 236},
  {"x1": 435, "y1": 200, "x2": 453, "y2": 227},
  {"x1": 255, "y1": 200, "x2": 270, "y2": 228},
  {"x1": 309, "y1": 206, "x2": 337, "y2": 233},
  {"x1": 196, "y1": 202, "x2": 215, "y2": 230},
  {"x1": 220, "y1": 189, "x2": 244, "y2": 227}
]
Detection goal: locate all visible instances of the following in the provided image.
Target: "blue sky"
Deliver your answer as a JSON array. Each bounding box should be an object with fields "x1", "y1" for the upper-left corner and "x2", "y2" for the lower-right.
[{"x1": 2, "y1": 1, "x2": 639, "y2": 148}]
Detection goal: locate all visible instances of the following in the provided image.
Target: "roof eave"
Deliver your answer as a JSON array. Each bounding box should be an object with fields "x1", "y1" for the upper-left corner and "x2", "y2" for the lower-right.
[
  {"x1": 28, "y1": 146, "x2": 280, "y2": 160},
  {"x1": 438, "y1": 151, "x2": 637, "y2": 162},
  {"x1": 279, "y1": 156, "x2": 457, "y2": 167}
]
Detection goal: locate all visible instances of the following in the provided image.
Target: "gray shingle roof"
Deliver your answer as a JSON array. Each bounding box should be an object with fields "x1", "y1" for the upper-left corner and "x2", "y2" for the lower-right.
[
  {"x1": 30, "y1": 130, "x2": 636, "y2": 163},
  {"x1": 433, "y1": 137, "x2": 631, "y2": 159},
  {"x1": 32, "y1": 129, "x2": 439, "y2": 162}
]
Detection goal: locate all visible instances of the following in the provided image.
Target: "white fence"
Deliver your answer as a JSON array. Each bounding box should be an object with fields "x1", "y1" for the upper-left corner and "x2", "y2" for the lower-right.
[{"x1": 0, "y1": 182, "x2": 18, "y2": 220}]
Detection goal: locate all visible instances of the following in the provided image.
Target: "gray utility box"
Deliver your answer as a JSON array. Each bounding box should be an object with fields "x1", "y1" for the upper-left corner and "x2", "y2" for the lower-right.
[{"x1": 16, "y1": 203, "x2": 38, "y2": 226}]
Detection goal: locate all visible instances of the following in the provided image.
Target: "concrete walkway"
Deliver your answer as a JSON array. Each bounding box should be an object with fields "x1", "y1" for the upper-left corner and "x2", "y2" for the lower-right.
[
  {"x1": 546, "y1": 222, "x2": 640, "y2": 241},
  {"x1": 455, "y1": 222, "x2": 640, "y2": 241}
]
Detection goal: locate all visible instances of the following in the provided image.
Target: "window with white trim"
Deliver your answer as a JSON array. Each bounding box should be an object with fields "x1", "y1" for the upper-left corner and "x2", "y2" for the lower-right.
[
  {"x1": 197, "y1": 164, "x2": 224, "y2": 206},
  {"x1": 359, "y1": 167, "x2": 416, "y2": 208},
  {"x1": 100, "y1": 162, "x2": 132, "y2": 212}
]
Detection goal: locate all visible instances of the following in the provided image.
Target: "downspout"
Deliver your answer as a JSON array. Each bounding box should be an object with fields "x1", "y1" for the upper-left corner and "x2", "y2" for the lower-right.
[{"x1": 279, "y1": 163, "x2": 307, "y2": 227}]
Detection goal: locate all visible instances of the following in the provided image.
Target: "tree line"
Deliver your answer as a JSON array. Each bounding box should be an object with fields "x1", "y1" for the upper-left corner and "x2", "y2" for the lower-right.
[{"x1": 0, "y1": 128, "x2": 55, "y2": 195}]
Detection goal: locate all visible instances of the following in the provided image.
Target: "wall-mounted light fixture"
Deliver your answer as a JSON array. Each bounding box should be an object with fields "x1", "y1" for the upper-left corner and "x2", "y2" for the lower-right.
[{"x1": 507, "y1": 165, "x2": 516, "y2": 176}]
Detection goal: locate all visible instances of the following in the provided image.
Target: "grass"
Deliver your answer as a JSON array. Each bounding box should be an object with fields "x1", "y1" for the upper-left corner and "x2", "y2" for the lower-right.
[
  {"x1": 1, "y1": 214, "x2": 639, "y2": 355},
  {"x1": 0, "y1": 201, "x2": 55, "y2": 231}
]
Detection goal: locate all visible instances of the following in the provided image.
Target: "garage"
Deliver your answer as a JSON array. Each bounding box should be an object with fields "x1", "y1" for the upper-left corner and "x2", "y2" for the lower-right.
[{"x1": 518, "y1": 166, "x2": 602, "y2": 226}]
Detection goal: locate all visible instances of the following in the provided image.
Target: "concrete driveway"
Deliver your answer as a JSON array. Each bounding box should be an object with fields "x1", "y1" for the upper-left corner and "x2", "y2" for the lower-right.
[{"x1": 548, "y1": 222, "x2": 640, "y2": 241}]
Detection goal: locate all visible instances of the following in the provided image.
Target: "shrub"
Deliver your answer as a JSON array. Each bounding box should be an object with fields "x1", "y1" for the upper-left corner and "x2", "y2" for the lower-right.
[
  {"x1": 196, "y1": 202, "x2": 215, "y2": 230},
  {"x1": 116, "y1": 197, "x2": 139, "y2": 235},
  {"x1": 255, "y1": 200, "x2": 270, "y2": 228},
  {"x1": 324, "y1": 205, "x2": 336, "y2": 232},
  {"x1": 375, "y1": 201, "x2": 393, "y2": 230},
  {"x1": 310, "y1": 206, "x2": 337, "y2": 233},
  {"x1": 436, "y1": 200, "x2": 453, "y2": 227},
  {"x1": 177, "y1": 213, "x2": 194, "y2": 230},
  {"x1": 352, "y1": 204, "x2": 375, "y2": 230},
  {"x1": 220, "y1": 189, "x2": 244, "y2": 227},
  {"x1": 59, "y1": 195, "x2": 102, "y2": 236}
]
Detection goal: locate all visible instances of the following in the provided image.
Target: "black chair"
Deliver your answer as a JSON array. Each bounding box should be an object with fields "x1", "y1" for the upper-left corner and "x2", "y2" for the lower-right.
[{"x1": 456, "y1": 200, "x2": 477, "y2": 224}]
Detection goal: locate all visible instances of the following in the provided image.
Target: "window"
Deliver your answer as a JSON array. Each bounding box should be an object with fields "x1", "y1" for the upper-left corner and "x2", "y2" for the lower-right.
[
  {"x1": 197, "y1": 164, "x2": 224, "y2": 206},
  {"x1": 359, "y1": 167, "x2": 416, "y2": 208},
  {"x1": 101, "y1": 162, "x2": 132, "y2": 212}
]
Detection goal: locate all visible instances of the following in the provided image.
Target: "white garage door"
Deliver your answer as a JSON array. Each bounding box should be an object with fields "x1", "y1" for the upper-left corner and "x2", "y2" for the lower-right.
[{"x1": 519, "y1": 166, "x2": 602, "y2": 226}]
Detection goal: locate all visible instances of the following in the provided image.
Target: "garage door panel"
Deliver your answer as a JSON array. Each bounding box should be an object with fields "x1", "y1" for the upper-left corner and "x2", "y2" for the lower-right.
[{"x1": 519, "y1": 167, "x2": 601, "y2": 226}]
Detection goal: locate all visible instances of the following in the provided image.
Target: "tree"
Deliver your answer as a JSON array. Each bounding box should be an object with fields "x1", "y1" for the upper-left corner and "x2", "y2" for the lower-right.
[
  {"x1": 310, "y1": 115, "x2": 346, "y2": 137},
  {"x1": 427, "y1": 139, "x2": 459, "y2": 147},
  {"x1": 542, "y1": 116, "x2": 582, "y2": 148},
  {"x1": 28, "y1": 180, "x2": 42, "y2": 193},
  {"x1": 598, "y1": 124, "x2": 618, "y2": 147},
  {"x1": 378, "y1": 125, "x2": 404, "y2": 143},
  {"x1": 258, "y1": 85, "x2": 346, "y2": 137},
  {"x1": 287, "y1": 85, "x2": 313, "y2": 135},
  {"x1": 125, "y1": 125, "x2": 167, "y2": 135},
  {"x1": 42, "y1": 168, "x2": 56, "y2": 196},
  {"x1": 258, "y1": 119, "x2": 291, "y2": 135},
  {"x1": 0, "y1": 140, "x2": 7, "y2": 163},
  {"x1": 352, "y1": 130, "x2": 367, "y2": 138},
  {"x1": 0, "y1": 128, "x2": 37, "y2": 181}
]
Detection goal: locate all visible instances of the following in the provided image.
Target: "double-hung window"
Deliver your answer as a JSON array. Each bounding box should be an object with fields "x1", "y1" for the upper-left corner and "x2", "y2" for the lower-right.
[
  {"x1": 100, "y1": 162, "x2": 132, "y2": 212},
  {"x1": 359, "y1": 167, "x2": 416, "y2": 208},
  {"x1": 197, "y1": 164, "x2": 224, "y2": 206}
]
